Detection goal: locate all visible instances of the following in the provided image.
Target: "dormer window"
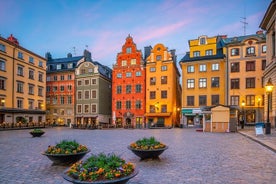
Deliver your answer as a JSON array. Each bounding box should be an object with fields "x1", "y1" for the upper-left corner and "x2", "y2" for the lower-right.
[{"x1": 199, "y1": 36, "x2": 207, "y2": 45}]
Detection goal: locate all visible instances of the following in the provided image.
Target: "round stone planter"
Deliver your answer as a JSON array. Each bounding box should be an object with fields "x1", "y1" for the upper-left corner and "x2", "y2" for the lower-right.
[
  {"x1": 62, "y1": 168, "x2": 139, "y2": 184},
  {"x1": 30, "y1": 132, "x2": 45, "y2": 137},
  {"x1": 42, "y1": 150, "x2": 90, "y2": 165},
  {"x1": 127, "y1": 146, "x2": 168, "y2": 160}
]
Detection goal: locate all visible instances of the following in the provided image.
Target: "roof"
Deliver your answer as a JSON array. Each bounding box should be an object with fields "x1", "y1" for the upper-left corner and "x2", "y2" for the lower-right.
[
  {"x1": 222, "y1": 33, "x2": 266, "y2": 45},
  {"x1": 180, "y1": 48, "x2": 225, "y2": 63},
  {"x1": 46, "y1": 56, "x2": 83, "y2": 73}
]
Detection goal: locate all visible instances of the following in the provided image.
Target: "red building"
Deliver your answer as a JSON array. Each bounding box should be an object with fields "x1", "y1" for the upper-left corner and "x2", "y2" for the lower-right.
[{"x1": 112, "y1": 35, "x2": 146, "y2": 128}]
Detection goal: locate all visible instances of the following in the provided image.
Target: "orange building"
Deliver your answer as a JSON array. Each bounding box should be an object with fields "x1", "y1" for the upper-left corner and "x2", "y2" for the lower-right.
[
  {"x1": 145, "y1": 44, "x2": 181, "y2": 128},
  {"x1": 112, "y1": 35, "x2": 145, "y2": 128}
]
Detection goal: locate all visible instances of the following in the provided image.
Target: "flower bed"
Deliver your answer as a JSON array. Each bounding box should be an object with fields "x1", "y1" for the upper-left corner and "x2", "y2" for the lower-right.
[{"x1": 63, "y1": 153, "x2": 138, "y2": 183}]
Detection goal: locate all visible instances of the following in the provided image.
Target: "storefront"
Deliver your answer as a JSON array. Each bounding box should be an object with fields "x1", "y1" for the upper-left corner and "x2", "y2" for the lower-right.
[{"x1": 181, "y1": 108, "x2": 203, "y2": 128}]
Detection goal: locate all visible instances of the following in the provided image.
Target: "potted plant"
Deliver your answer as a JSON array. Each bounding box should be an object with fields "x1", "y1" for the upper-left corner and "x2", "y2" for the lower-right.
[
  {"x1": 128, "y1": 136, "x2": 168, "y2": 159},
  {"x1": 30, "y1": 128, "x2": 45, "y2": 137},
  {"x1": 63, "y1": 153, "x2": 138, "y2": 184},
  {"x1": 42, "y1": 140, "x2": 90, "y2": 165}
]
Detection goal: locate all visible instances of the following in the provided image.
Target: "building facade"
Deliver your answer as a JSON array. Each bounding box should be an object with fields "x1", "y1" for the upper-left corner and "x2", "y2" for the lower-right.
[
  {"x1": 46, "y1": 52, "x2": 82, "y2": 126},
  {"x1": 0, "y1": 34, "x2": 46, "y2": 125},
  {"x1": 223, "y1": 32, "x2": 266, "y2": 124},
  {"x1": 75, "y1": 51, "x2": 112, "y2": 128},
  {"x1": 179, "y1": 35, "x2": 226, "y2": 127},
  {"x1": 145, "y1": 43, "x2": 181, "y2": 127},
  {"x1": 260, "y1": 0, "x2": 276, "y2": 128},
  {"x1": 112, "y1": 35, "x2": 145, "y2": 128}
]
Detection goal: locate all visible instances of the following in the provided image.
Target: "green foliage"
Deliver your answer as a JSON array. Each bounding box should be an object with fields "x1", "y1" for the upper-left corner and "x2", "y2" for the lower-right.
[
  {"x1": 135, "y1": 136, "x2": 161, "y2": 147},
  {"x1": 31, "y1": 128, "x2": 44, "y2": 133}
]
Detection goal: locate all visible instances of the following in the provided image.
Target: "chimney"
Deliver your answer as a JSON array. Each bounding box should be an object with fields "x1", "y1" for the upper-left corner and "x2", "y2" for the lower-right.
[
  {"x1": 7, "y1": 34, "x2": 19, "y2": 45},
  {"x1": 144, "y1": 46, "x2": 152, "y2": 60},
  {"x1": 67, "y1": 53, "x2": 72, "y2": 58},
  {"x1": 170, "y1": 49, "x2": 177, "y2": 62},
  {"x1": 45, "y1": 52, "x2": 52, "y2": 61},
  {"x1": 256, "y1": 30, "x2": 263, "y2": 35},
  {"x1": 83, "y1": 49, "x2": 92, "y2": 61}
]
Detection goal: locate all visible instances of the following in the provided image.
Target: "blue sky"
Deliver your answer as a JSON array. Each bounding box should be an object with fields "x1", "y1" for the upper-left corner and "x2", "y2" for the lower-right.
[{"x1": 0, "y1": 0, "x2": 270, "y2": 67}]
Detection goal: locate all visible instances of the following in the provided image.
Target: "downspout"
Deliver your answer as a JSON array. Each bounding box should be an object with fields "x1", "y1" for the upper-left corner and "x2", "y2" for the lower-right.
[
  {"x1": 225, "y1": 46, "x2": 229, "y2": 105},
  {"x1": 12, "y1": 46, "x2": 15, "y2": 123}
]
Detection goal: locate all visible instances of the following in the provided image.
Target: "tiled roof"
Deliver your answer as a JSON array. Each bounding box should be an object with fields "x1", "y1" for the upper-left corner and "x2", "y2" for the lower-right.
[
  {"x1": 222, "y1": 33, "x2": 265, "y2": 45},
  {"x1": 46, "y1": 56, "x2": 83, "y2": 73},
  {"x1": 180, "y1": 48, "x2": 225, "y2": 63}
]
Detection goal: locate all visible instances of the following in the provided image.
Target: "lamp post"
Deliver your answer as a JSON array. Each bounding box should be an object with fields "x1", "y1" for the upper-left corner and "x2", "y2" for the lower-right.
[
  {"x1": 241, "y1": 100, "x2": 245, "y2": 129},
  {"x1": 265, "y1": 78, "x2": 274, "y2": 134}
]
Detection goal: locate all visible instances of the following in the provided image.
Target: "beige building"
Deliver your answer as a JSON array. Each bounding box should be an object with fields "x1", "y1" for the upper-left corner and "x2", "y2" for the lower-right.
[
  {"x1": 0, "y1": 34, "x2": 46, "y2": 125},
  {"x1": 260, "y1": 0, "x2": 276, "y2": 129}
]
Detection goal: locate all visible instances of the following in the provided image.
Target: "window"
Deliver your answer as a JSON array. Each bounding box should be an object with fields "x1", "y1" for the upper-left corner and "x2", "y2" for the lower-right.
[
  {"x1": 0, "y1": 44, "x2": 6, "y2": 52},
  {"x1": 68, "y1": 96, "x2": 72, "y2": 104},
  {"x1": 116, "y1": 101, "x2": 122, "y2": 110},
  {"x1": 0, "y1": 77, "x2": 6, "y2": 90},
  {"x1": 211, "y1": 77, "x2": 219, "y2": 87},
  {"x1": 231, "y1": 48, "x2": 239, "y2": 56},
  {"x1": 199, "y1": 95, "x2": 207, "y2": 106},
  {"x1": 17, "y1": 81, "x2": 24, "y2": 93},
  {"x1": 199, "y1": 64, "x2": 206, "y2": 72},
  {"x1": 85, "y1": 79, "x2": 89, "y2": 85},
  {"x1": 29, "y1": 69, "x2": 34, "y2": 80},
  {"x1": 77, "y1": 91, "x2": 82, "y2": 100},
  {"x1": 136, "y1": 71, "x2": 141, "y2": 76},
  {"x1": 211, "y1": 95, "x2": 219, "y2": 105},
  {"x1": 92, "y1": 90, "x2": 96, "y2": 98},
  {"x1": 29, "y1": 57, "x2": 34, "y2": 63},
  {"x1": 46, "y1": 76, "x2": 51, "y2": 81},
  {"x1": 68, "y1": 63, "x2": 73, "y2": 69},
  {"x1": 135, "y1": 100, "x2": 141, "y2": 109},
  {"x1": 230, "y1": 96, "x2": 239, "y2": 106},
  {"x1": 200, "y1": 37, "x2": 206, "y2": 45},
  {"x1": 17, "y1": 99, "x2": 23, "y2": 108},
  {"x1": 17, "y1": 66, "x2": 24, "y2": 76},
  {"x1": 60, "y1": 109, "x2": 64, "y2": 115},
  {"x1": 161, "y1": 76, "x2": 167, "y2": 84},
  {"x1": 156, "y1": 55, "x2": 162, "y2": 61},
  {"x1": 28, "y1": 84, "x2": 34, "y2": 95},
  {"x1": 262, "y1": 45, "x2": 266, "y2": 53},
  {"x1": 187, "y1": 96, "x2": 194, "y2": 106},
  {"x1": 161, "y1": 65, "x2": 167, "y2": 71},
  {"x1": 0, "y1": 59, "x2": 6, "y2": 71},
  {"x1": 187, "y1": 65, "x2": 194, "y2": 73},
  {"x1": 46, "y1": 86, "x2": 50, "y2": 92},
  {"x1": 77, "y1": 105, "x2": 82, "y2": 113},
  {"x1": 246, "y1": 95, "x2": 255, "y2": 106},
  {"x1": 126, "y1": 85, "x2": 131, "y2": 93},
  {"x1": 150, "y1": 67, "x2": 156, "y2": 72},
  {"x1": 38, "y1": 72, "x2": 43, "y2": 82},
  {"x1": 161, "y1": 105, "x2": 167, "y2": 113},
  {"x1": 161, "y1": 90, "x2": 167, "y2": 98},
  {"x1": 60, "y1": 86, "x2": 64, "y2": 91},
  {"x1": 136, "y1": 84, "x2": 141, "y2": 93},
  {"x1": 150, "y1": 105, "x2": 156, "y2": 113},
  {"x1": 18, "y1": 52, "x2": 23, "y2": 59},
  {"x1": 205, "y1": 49, "x2": 212, "y2": 56},
  {"x1": 262, "y1": 60, "x2": 266, "y2": 70},
  {"x1": 53, "y1": 86, "x2": 57, "y2": 92},
  {"x1": 231, "y1": 79, "x2": 240, "y2": 89},
  {"x1": 60, "y1": 75, "x2": 65, "y2": 81},
  {"x1": 126, "y1": 100, "x2": 131, "y2": 109},
  {"x1": 199, "y1": 78, "x2": 207, "y2": 88},
  {"x1": 187, "y1": 79, "x2": 194, "y2": 89},
  {"x1": 39, "y1": 61, "x2": 43, "y2": 67},
  {"x1": 246, "y1": 61, "x2": 255, "y2": 71},
  {"x1": 91, "y1": 104, "x2": 96, "y2": 113},
  {"x1": 150, "y1": 77, "x2": 156, "y2": 85},
  {"x1": 150, "y1": 91, "x2": 156, "y2": 99},
  {"x1": 131, "y1": 59, "x2": 136, "y2": 65},
  {"x1": 56, "y1": 64, "x2": 62, "y2": 70},
  {"x1": 77, "y1": 80, "x2": 82, "y2": 86},
  {"x1": 60, "y1": 96, "x2": 65, "y2": 104},
  {"x1": 126, "y1": 72, "x2": 132, "y2": 77},
  {"x1": 117, "y1": 73, "x2": 122, "y2": 78},
  {"x1": 68, "y1": 85, "x2": 72, "y2": 91},
  {"x1": 122, "y1": 60, "x2": 127, "y2": 66},
  {"x1": 193, "y1": 51, "x2": 200, "y2": 57},
  {"x1": 231, "y1": 62, "x2": 240, "y2": 72},
  {"x1": 85, "y1": 91, "x2": 90, "y2": 99},
  {"x1": 80, "y1": 69, "x2": 85, "y2": 74},
  {"x1": 117, "y1": 86, "x2": 122, "y2": 94},
  {"x1": 53, "y1": 96, "x2": 57, "y2": 104},
  {"x1": 212, "y1": 63, "x2": 219, "y2": 71},
  {"x1": 0, "y1": 97, "x2": 5, "y2": 106},
  {"x1": 246, "y1": 46, "x2": 255, "y2": 55},
  {"x1": 84, "y1": 104, "x2": 89, "y2": 113},
  {"x1": 53, "y1": 76, "x2": 57, "y2": 81},
  {"x1": 246, "y1": 78, "x2": 255, "y2": 88},
  {"x1": 126, "y1": 47, "x2": 132, "y2": 53},
  {"x1": 38, "y1": 87, "x2": 43, "y2": 96},
  {"x1": 68, "y1": 74, "x2": 72, "y2": 80}
]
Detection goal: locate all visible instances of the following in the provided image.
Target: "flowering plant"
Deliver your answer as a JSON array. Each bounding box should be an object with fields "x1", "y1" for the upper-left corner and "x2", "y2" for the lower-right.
[
  {"x1": 66, "y1": 153, "x2": 135, "y2": 181},
  {"x1": 130, "y1": 136, "x2": 166, "y2": 150},
  {"x1": 45, "y1": 140, "x2": 88, "y2": 155}
]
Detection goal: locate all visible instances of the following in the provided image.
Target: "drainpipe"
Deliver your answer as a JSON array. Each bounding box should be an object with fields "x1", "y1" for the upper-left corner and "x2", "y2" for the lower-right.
[{"x1": 12, "y1": 46, "x2": 15, "y2": 124}]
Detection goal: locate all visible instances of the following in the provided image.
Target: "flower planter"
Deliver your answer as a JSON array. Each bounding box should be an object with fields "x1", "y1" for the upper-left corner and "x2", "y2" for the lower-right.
[
  {"x1": 62, "y1": 168, "x2": 138, "y2": 184},
  {"x1": 128, "y1": 146, "x2": 168, "y2": 159},
  {"x1": 30, "y1": 132, "x2": 45, "y2": 137},
  {"x1": 42, "y1": 150, "x2": 90, "y2": 165}
]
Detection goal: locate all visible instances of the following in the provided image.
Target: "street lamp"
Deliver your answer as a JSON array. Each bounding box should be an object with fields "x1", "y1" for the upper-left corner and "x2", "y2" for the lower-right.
[
  {"x1": 265, "y1": 78, "x2": 274, "y2": 134},
  {"x1": 241, "y1": 100, "x2": 245, "y2": 129}
]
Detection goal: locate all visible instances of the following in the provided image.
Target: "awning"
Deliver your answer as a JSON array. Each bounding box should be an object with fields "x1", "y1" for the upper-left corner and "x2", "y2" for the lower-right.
[{"x1": 144, "y1": 112, "x2": 171, "y2": 117}]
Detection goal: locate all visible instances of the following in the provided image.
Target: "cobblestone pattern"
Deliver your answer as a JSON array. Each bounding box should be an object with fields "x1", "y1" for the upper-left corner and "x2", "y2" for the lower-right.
[{"x1": 0, "y1": 127, "x2": 275, "y2": 184}]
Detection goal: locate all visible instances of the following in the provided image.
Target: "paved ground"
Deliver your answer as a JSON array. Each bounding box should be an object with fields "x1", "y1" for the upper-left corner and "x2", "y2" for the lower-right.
[{"x1": 0, "y1": 127, "x2": 275, "y2": 184}]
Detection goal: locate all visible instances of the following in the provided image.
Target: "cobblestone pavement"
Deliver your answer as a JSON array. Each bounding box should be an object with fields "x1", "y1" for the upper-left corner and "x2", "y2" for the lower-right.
[{"x1": 0, "y1": 127, "x2": 275, "y2": 184}]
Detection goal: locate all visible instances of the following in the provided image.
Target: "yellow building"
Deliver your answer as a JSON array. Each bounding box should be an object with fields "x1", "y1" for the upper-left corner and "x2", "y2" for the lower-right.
[
  {"x1": 223, "y1": 32, "x2": 266, "y2": 125},
  {"x1": 0, "y1": 34, "x2": 46, "y2": 126},
  {"x1": 179, "y1": 35, "x2": 226, "y2": 127},
  {"x1": 144, "y1": 44, "x2": 181, "y2": 127}
]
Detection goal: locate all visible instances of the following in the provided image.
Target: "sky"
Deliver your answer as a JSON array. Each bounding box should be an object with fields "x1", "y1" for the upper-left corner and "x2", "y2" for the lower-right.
[{"x1": 0, "y1": 0, "x2": 271, "y2": 68}]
